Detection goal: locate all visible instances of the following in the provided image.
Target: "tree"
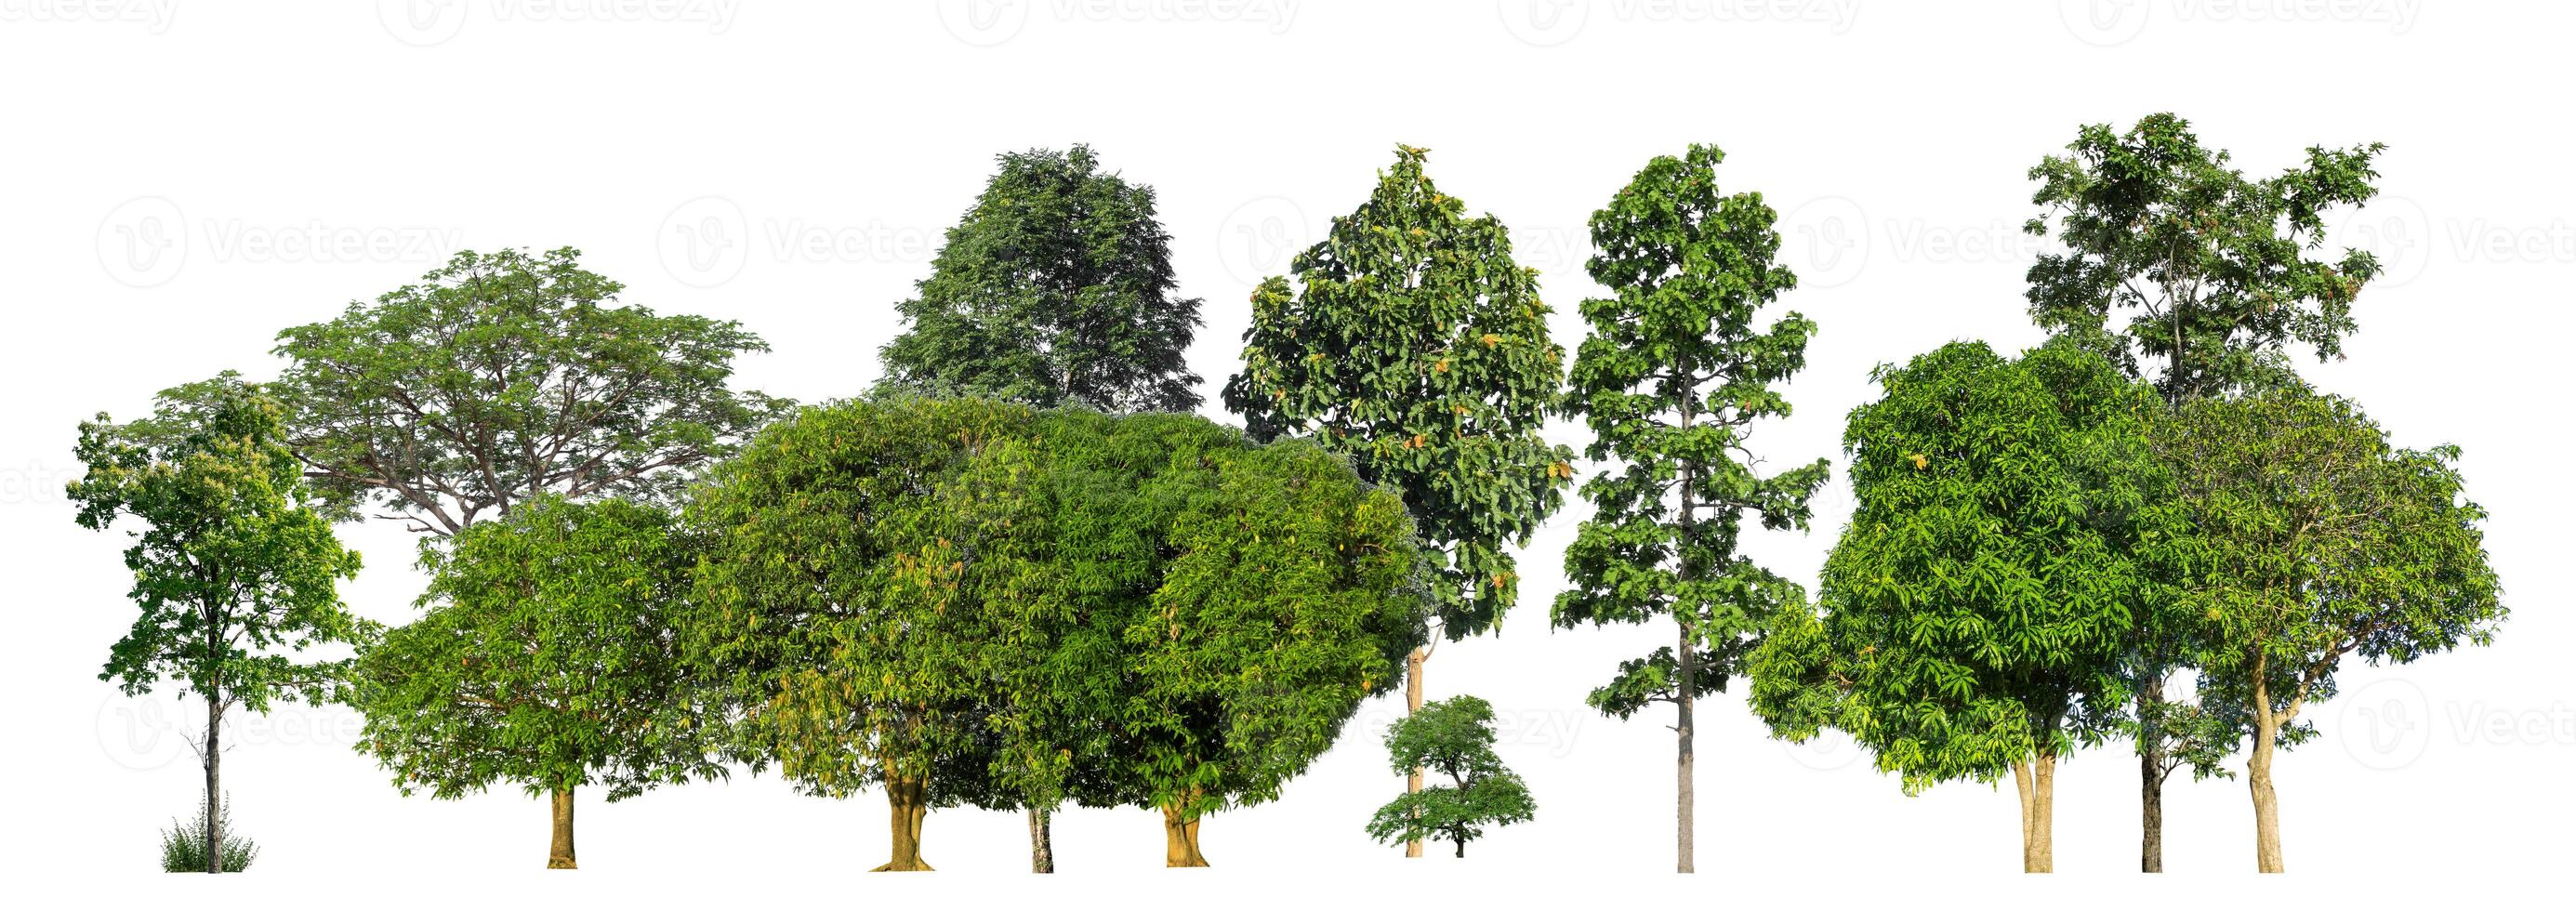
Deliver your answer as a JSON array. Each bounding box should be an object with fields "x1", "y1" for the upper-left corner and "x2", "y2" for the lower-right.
[
  {"x1": 68, "y1": 374, "x2": 370, "y2": 874},
  {"x1": 1365, "y1": 695, "x2": 1536, "y2": 858},
  {"x1": 2154, "y1": 386, "x2": 2503, "y2": 873},
  {"x1": 878, "y1": 145, "x2": 1206, "y2": 413},
  {"x1": 270, "y1": 246, "x2": 786, "y2": 537},
  {"x1": 1222, "y1": 145, "x2": 1569, "y2": 855},
  {"x1": 2024, "y1": 112, "x2": 2387, "y2": 869},
  {"x1": 1750, "y1": 341, "x2": 2160, "y2": 873},
  {"x1": 350, "y1": 495, "x2": 722, "y2": 869},
  {"x1": 1552, "y1": 144, "x2": 1828, "y2": 874}
]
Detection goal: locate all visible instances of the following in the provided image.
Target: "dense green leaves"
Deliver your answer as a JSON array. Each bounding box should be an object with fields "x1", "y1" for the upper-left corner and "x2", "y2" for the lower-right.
[
  {"x1": 1224, "y1": 145, "x2": 1570, "y2": 638},
  {"x1": 271, "y1": 247, "x2": 787, "y2": 535},
  {"x1": 1555, "y1": 143, "x2": 1829, "y2": 714},
  {"x1": 351, "y1": 495, "x2": 722, "y2": 801},
  {"x1": 1365, "y1": 695, "x2": 1536, "y2": 857},
  {"x1": 71, "y1": 374, "x2": 371, "y2": 714},
  {"x1": 1751, "y1": 341, "x2": 2158, "y2": 793},
  {"x1": 878, "y1": 146, "x2": 1206, "y2": 412}
]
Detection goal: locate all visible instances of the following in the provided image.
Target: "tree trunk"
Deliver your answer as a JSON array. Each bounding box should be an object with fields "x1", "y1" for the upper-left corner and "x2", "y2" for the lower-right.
[
  {"x1": 1160, "y1": 800, "x2": 1209, "y2": 867},
  {"x1": 1675, "y1": 617, "x2": 1696, "y2": 874},
  {"x1": 1453, "y1": 836, "x2": 1466, "y2": 858},
  {"x1": 2248, "y1": 670, "x2": 2286, "y2": 874},
  {"x1": 1028, "y1": 804, "x2": 1053, "y2": 874},
  {"x1": 547, "y1": 787, "x2": 577, "y2": 869},
  {"x1": 203, "y1": 690, "x2": 221, "y2": 875},
  {"x1": 1404, "y1": 645, "x2": 1426, "y2": 859},
  {"x1": 2138, "y1": 667, "x2": 2165, "y2": 873},
  {"x1": 2010, "y1": 756, "x2": 2055, "y2": 873},
  {"x1": 873, "y1": 775, "x2": 934, "y2": 872}
]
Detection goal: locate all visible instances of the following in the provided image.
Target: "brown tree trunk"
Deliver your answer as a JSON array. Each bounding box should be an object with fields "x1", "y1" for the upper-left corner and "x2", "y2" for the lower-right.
[
  {"x1": 1160, "y1": 800, "x2": 1209, "y2": 867},
  {"x1": 2248, "y1": 669, "x2": 2286, "y2": 874},
  {"x1": 2010, "y1": 756, "x2": 2055, "y2": 873},
  {"x1": 204, "y1": 690, "x2": 221, "y2": 875},
  {"x1": 1675, "y1": 617, "x2": 1696, "y2": 874},
  {"x1": 547, "y1": 787, "x2": 577, "y2": 869},
  {"x1": 2138, "y1": 668, "x2": 2165, "y2": 873},
  {"x1": 1028, "y1": 805, "x2": 1053, "y2": 874},
  {"x1": 873, "y1": 775, "x2": 934, "y2": 872},
  {"x1": 1404, "y1": 645, "x2": 1426, "y2": 859}
]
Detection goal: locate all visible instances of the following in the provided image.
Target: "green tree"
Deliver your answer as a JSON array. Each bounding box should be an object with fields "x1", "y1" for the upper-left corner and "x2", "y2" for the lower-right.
[
  {"x1": 350, "y1": 495, "x2": 721, "y2": 869},
  {"x1": 1750, "y1": 341, "x2": 2160, "y2": 873},
  {"x1": 878, "y1": 145, "x2": 1205, "y2": 412},
  {"x1": 1553, "y1": 144, "x2": 1828, "y2": 874},
  {"x1": 1222, "y1": 145, "x2": 1569, "y2": 854},
  {"x1": 2024, "y1": 113, "x2": 2387, "y2": 869},
  {"x1": 271, "y1": 246, "x2": 786, "y2": 536},
  {"x1": 68, "y1": 374, "x2": 370, "y2": 874},
  {"x1": 1365, "y1": 695, "x2": 1536, "y2": 858},
  {"x1": 2154, "y1": 387, "x2": 2503, "y2": 873}
]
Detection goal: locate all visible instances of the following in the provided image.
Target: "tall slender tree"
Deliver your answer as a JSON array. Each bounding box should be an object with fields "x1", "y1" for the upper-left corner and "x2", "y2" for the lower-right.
[
  {"x1": 1223, "y1": 145, "x2": 1570, "y2": 855},
  {"x1": 270, "y1": 246, "x2": 786, "y2": 536},
  {"x1": 1552, "y1": 145, "x2": 1827, "y2": 874},
  {"x1": 2023, "y1": 112, "x2": 2387, "y2": 870},
  {"x1": 69, "y1": 375, "x2": 371, "y2": 874},
  {"x1": 2154, "y1": 386, "x2": 2503, "y2": 873},
  {"x1": 878, "y1": 145, "x2": 1206, "y2": 414}
]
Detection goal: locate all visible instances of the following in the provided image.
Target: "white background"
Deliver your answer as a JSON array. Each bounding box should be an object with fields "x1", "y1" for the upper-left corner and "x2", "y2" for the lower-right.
[{"x1": 2, "y1": 2, "x2": 2566, "y2": 906}]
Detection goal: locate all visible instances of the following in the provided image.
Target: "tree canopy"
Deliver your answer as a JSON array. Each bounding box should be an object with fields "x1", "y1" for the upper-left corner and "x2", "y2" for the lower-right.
[
  {"x1": 271, "y1": 246, "x2": 787, "y2": 536},
  {"x1": 350, "y1": 495, "x2": 723, "y2": 869},
  {"x1": 878, "y1": 145, "x2": 1206, "y2": 412}
]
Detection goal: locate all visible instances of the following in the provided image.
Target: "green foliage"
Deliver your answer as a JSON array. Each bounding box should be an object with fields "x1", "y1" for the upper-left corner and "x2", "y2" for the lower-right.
[
  {"x1": 2155, "y1": 386, "x2": 2504, "y2": 746},
  {"x1": 158, "y1": 792, "x2": 258, "y2": 873},
  {"x1": 878, "y1": 146, "x2": 1206, "y2": 412},
  {"x1": 1750, "y1": 341, "x2": 2160, "y2": 792},
  {"x1": 1223, "y1": 144, "x2": 1570, "y2": 639},
  {"x1": 271, "y1": 247, "x2": 787, "y2": 535},
  {"x1": 2025, "y1": 112, "x2": 2386, "y2": 401},
  {"x1": 1364, "y1": 695, "x2": 1535, "y2": 857},
  {"x1": 70, "y1": 373, "x2": 371, "y2": 713},
  {"x1": 1554, "y1": 143, "x2": 1830, "y2": 717},
  {"x1": 680, "y1": 397, "x2": 1424, "y2": 825},
  {"x1": 351, "y1": 495, "x2": 723, "y2": 800}
]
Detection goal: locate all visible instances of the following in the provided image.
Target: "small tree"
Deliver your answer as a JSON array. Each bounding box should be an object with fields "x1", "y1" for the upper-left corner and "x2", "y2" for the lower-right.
[
  {"x1": 2155, "y1": 386, "x2": 2503, "y2": 873},
  {"x1": 1750, "y1": 341, "x2": 2158, "y2": 873},
  {"x1": 70, "y1": 375, "x2": 370, "y2": 874},
  {"x1": 878, "y1": 145, "x2": 1206, "y2": 413},
  {"x1": 1553, "y1": 144, "x2": 1828, "y2": 873},
  {"x1": 351, "y1": 495, "x2": 721, "y2": 869},
  {"x1": 271, "y1": 247, "x2": 786, "y2": 536},
  {"x1": 1224, "y1": 145, "x2": 1569, "y2": 854},
  {"x1": 1365, "y1": 695, "x2": 1536, "y2": 858}
]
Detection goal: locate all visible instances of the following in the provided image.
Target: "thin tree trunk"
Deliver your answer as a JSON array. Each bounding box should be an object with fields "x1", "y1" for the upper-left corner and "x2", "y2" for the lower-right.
[
  {"x1": 1453, "y1": 836, "x2": 1466, "y2": 858},
  {"x1": 547, "y1": 787, "x2": 577, "y2": 869},
  {"x1": 1160, "y1": 800, "x2": 1209, "y2": 867},
  {"x1": 2139, "y1": 668, "x2": 2165, "y2": 873},
  {"x1": 2248, "y1": 667, "x2": 2286, "y2": 874},
  {"x1": 1675, "y1": 617, "x2": 1696, "y2": 874},
  {"x1": 204, "y1": 690, "x2": 221, "y2": 875},
  {"x1": 1028, "y1": 805, "x2": 1053, "y2": 874},
  {"x1": 873, "y1": 775, "x2": 934, "y2": 872},
  {"x1": 1404, "y1": 645, "x2": 1426, "y2": 859}
]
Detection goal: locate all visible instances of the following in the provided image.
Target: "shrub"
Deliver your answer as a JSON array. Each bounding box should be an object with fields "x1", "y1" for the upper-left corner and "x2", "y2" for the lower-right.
[{"x1": 159, "y1": 793, "x2": 258, "y2": 873}]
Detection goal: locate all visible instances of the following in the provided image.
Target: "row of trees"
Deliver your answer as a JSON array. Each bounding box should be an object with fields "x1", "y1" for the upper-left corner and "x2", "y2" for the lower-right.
[{"x1": 73, "y1": 116, "x2": 2503, "y2": 877}]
